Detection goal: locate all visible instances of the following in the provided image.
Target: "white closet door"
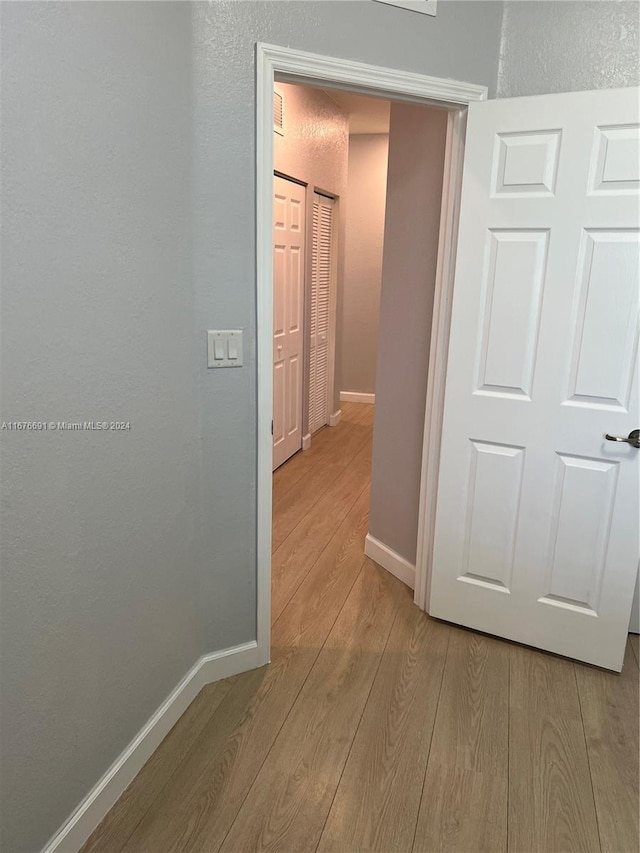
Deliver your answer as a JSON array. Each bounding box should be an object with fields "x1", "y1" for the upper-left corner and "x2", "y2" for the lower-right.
[
  {"x1": 273, "y1": 176, "x2": 305, "y2": 471},
  {"x1": 309, "y1": 194, "x2": 335, "y2": 434}
]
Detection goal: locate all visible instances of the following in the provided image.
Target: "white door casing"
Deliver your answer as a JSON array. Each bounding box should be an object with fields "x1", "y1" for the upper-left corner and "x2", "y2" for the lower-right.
[
  {"x1": 309, "y1": 194, "x2": 335, "y2": 434},
  {"x1": 429, "y1": 88, "x2": 640, "y2": 671},
  {"x1": 258, "y1": 41, "x2": 489, "y2": 668},
  {"x1": 273, "y1": 175, "x2": 305, "y2": 470}
]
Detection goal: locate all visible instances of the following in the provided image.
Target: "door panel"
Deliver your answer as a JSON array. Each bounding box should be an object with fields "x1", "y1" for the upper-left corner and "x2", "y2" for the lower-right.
[
  {"x1": 543, "y1": 453, "x2": 618, "y2": 612},
  {"x1": 568, "y1": 230, "x2": 639, "y2": 407},
  {"x1": 273, "y1": 176, "x2": 305, "y2": 470},
  {"x1": 476, "y1": 229, "x2": 548, "y2": 398},
  {"x1": 273, "y1": 359, "x2": 285, "y2": 448},
  {"x1": 430, "y1": 88, "x2": 640, "y2": 670},
  {"x1": 459, "y1": 440, "x2": 524, "y2": 592}
]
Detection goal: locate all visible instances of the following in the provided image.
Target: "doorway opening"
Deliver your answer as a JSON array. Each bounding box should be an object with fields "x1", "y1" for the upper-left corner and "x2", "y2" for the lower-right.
[
  {"x1": 271, "y1": 79, "x2": 447, "y2": 622},
  {"x1": 256, "y1": 43, "x2": 487, "y2": 663}
]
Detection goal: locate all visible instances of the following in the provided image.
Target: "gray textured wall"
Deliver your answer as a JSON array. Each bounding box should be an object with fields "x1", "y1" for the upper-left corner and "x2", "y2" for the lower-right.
[
  {"x1": 340, "y1": 134, "x2": 389, "y2": 397},
  {"x1": 369, "y1": 103, "x2": 449, "y2": 565},
  {"x1": 0, "y1": 4, "x2": 200, "y2": 852},
  {"x1": 498, "y1": 0, "x2": 640, "y2": 97},
  {"x1": 0, "y1": 2, "x2": 506, "y2": 850}
]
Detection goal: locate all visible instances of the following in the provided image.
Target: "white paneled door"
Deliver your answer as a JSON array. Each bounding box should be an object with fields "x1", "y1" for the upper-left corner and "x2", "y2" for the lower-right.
[
  {"x1": 273, "y1": 176, "x2": 305, "y2": 470},
  {"x1": 309, "y1": 193, "x2": 335, "y2": 435},
  {"x1": 430, "y1": 88, "x2": 639, "y2": 671}
]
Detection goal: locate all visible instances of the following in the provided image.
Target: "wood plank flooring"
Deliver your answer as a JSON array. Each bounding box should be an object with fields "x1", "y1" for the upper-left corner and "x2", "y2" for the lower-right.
[{"x1": 83, "y1": 403, "x2": 640, "y2": 853}]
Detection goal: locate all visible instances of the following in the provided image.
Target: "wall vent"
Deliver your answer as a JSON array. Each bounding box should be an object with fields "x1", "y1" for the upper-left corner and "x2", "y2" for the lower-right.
[{"x1": 274, "y1": 90, "x2": 284, "y2": 136}]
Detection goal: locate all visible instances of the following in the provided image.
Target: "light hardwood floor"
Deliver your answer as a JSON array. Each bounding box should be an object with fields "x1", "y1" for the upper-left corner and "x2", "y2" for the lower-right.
[{"x1": 83, "y1": 403, "x2": 639, "y2": 853}]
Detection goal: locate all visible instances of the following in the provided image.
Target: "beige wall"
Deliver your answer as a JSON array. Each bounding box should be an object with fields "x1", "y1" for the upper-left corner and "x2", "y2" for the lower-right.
[
  {"x1": 273, "y1": 82, "x2": 349, "y2": 428},
  {"x1": 340, "y1": 134, "x2": 389, "y2": 396},
  {"x1": 369, "y1": 102, "x2": 448, "y2": 565}
]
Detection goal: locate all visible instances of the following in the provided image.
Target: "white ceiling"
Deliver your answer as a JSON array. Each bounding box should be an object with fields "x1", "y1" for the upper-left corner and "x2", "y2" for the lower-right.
[{"x1": 322, "y1": 89, "x2": 391, "y2": 135}]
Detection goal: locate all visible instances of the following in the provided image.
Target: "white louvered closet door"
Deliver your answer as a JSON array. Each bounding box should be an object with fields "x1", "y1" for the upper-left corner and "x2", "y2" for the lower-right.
[{"x1": 309, "y1": 194, "x2": 335, "y2": 434}]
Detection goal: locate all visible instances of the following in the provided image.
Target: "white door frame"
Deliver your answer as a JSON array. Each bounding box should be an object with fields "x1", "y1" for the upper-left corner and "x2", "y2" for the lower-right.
[{"x1": 256, "y1": 42, "x2": 487, "y2": 661}]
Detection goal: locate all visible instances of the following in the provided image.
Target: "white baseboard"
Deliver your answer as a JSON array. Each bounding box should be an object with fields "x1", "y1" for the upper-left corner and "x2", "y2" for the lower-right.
[
  {"x1": 302, "y1": 432, "x2": 312, "y2": 450},
  {"x1": 340, "y1": 391, "x2": 375, "y2": 405},
  {"x1": 365, "y1": 533, "x2": 416, "y2": 590},
  {"x1": 328, "y1": 409, "x2": 341, "y2": 427},
  {"x1": 42, "y1": 641, "x2": 263, "y2": 853}
]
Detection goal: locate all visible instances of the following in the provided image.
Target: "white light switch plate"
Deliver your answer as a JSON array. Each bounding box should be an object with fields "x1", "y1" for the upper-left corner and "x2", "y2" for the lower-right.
[{"x1": 207, "y1": 330, "x2": 243, "y2": 368}]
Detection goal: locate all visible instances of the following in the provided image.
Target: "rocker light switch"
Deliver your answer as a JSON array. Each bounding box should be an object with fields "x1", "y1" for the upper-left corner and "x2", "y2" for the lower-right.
[{"x1": 207, "y1": 330, "x2": 243, "y2": 368}]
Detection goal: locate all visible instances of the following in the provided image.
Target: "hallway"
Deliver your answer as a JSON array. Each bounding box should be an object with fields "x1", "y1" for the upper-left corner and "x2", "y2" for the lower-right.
[{"x1": 83, "y1": 403, "x2": 639, "y2": 853}]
